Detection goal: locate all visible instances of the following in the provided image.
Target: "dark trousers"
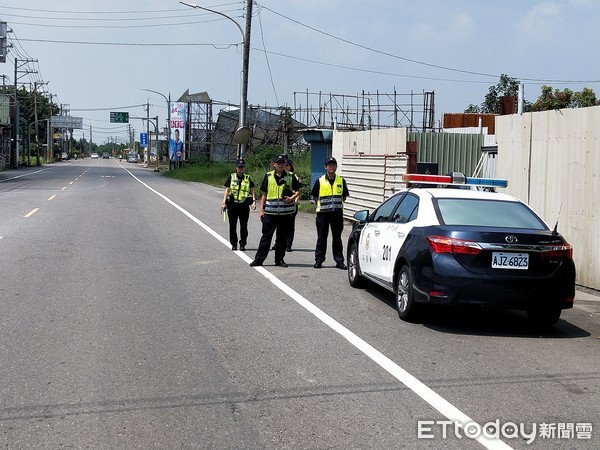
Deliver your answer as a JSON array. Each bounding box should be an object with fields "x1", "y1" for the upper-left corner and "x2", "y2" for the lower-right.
[
  {"x1": 287, "y1": 205, "x2": 298, "y2": 248},
  {"x1": 315, "y1": 211, "x2": 345, "y2": 264},
  {"x1": 228, "y1": 202, "x2": 250, "y2": 247},
  {"x1": 254, "y1": 214, "x2": 293, "y2": 263}
]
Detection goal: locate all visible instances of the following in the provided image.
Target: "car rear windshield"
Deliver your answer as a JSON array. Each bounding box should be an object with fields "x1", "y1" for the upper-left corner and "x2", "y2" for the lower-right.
[{"x1": 435, "y1": 198, "x2": 547, "y2": 229}]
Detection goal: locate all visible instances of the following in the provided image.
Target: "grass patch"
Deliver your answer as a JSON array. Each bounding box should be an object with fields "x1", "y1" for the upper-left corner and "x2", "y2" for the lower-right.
[{"x1": 163, "y1": 149, "x2": 316, "y2": 202}]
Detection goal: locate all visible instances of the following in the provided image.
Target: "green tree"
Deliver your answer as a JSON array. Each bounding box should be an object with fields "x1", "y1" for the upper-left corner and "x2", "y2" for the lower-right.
[
  {"x1": 16, "y1": 87, "x2": 60, "y2": 163},
  {"x1": 530, "y1": 85, "x2": 599, "y2": 111},
  {"x1": 465, "y1": 74, "x2": 531, "y2": 114}
]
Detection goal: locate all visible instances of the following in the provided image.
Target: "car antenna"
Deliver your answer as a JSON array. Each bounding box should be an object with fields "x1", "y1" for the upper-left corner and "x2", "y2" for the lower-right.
[{"x1": 552, "y1": 202, "x2": 563, "y2": 236}]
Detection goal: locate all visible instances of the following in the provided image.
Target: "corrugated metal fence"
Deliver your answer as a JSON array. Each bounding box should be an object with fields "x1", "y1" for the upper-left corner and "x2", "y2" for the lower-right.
[
  {"x1": 341, "y1": 154, "x2": 408, "y2": 219},
  {"x1": 496, "y1": 106, "x2": 600, "y2": 290},
  {"x1": 408, "y1": 131, "x2": 484, "y2": 176}
]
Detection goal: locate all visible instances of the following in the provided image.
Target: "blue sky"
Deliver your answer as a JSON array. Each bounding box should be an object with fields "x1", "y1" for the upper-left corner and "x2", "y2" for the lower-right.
[{"x1": 2, "y1": 0, "x2": 599, "y2": 143}]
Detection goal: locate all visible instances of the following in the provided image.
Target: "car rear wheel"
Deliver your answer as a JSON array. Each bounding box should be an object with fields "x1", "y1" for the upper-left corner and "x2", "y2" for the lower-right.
[
  {"x1": 396, "y1": 264, "x2": 419, "y2": 322},
  {"x1": 527, "y1": 308, "x2": 561, "y2": 330},
  {"x1": 348, "y1": 242, "x2": 365, "y2": 288}
]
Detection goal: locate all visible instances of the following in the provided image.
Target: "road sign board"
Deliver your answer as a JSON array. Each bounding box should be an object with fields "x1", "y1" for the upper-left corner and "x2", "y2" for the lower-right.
[
  {"x1": 51, "y1": 115, "x2": 83, "y2": 129},
  {"x1": 140, "y1": 133, "x2": 148, "y2": 147},
  {"x1": 110, "y1": 111, "x2": 129, "y2": 123}
]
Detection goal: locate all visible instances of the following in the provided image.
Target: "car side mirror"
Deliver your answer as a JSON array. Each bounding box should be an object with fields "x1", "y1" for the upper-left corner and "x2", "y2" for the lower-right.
[{"x1": 353, "y1": 210, "x2": 369, "y2": 222}]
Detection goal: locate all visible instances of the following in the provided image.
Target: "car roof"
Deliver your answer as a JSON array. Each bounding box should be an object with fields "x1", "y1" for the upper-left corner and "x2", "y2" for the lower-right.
[{"x1": 399, "y1": 187, "x2": 520, "y2": 202}]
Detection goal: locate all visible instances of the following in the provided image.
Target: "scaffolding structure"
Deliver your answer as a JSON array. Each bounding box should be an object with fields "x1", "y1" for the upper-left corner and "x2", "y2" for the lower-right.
[
  {"x1": 291, "y1": 89, "x2": 436, "y2": 132},
  {"x1": 184, "y1": 92, "x2": 213, "y2": 161},
  {"x1": 183, "y1": 88, "x2": 436, "y2": 162}
]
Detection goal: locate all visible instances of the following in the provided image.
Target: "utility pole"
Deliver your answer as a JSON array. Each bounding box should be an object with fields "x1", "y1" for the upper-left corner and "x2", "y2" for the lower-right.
[
  {"x1": 34, "y1": 81, "x2": 49, "y2": 165},
  {"x1": 145, "y1": 99, "x2": 150, "y2": 167},
  {"x1": 12, "y1": 58, "x2": 37, "y2": 167},
  {"x1": 240, "y1": 0, "x2": 253, "y2": 159}
]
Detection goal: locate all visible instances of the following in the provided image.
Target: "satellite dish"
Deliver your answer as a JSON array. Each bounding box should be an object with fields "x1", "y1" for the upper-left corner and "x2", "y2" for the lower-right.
[{"x1": 234, "y1": 126, "x2": 251, "y2": 144}]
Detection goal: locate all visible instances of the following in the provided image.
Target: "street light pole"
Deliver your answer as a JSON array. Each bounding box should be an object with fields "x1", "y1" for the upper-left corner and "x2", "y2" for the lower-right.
[
  {"x1": 179, "y1": 1, "x2": 252, "y2": 159},
  {"x1": 142, "y1": 88, "x2": 170, "y2": 168}
]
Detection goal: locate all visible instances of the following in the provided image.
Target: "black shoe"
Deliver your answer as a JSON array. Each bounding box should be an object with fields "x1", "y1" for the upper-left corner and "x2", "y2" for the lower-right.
[
  {"x1": 249, "y1": 260, "x2": 262, "y2": 267},
  {"x1": 313, "y1": 262, "x2": 323, "y2": 269},
  {"x1": 232, "y1": 245, "x2": 238, "y2": 251},
  {"x1": 336, "y1": 262, "x2": 347, "y2": 270},
  {"x1": 286, "y1": 247, "x2": 292, "y2": 252},
  {"x1": 240, "y1": 245, "x2": 246, "y2": 251},
  {"x1": 275, "y1": 260, "x2": 288, "y2": 268}
]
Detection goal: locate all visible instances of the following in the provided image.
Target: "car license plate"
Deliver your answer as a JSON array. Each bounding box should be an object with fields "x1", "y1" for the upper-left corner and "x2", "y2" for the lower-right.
[{"x1": 491, "y1": 252, "x2": 529, "y2": 270}]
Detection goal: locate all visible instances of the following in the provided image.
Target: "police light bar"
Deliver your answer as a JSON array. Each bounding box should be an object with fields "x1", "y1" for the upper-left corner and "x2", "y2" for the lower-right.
[{"x1": 402, "y1": 173, "x2": 508, "y2": 188}]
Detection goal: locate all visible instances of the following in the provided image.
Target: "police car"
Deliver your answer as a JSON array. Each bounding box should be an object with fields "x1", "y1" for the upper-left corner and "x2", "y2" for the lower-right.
[{"x1": 347, "y1": 173, "x2": 576, "y2": 329}]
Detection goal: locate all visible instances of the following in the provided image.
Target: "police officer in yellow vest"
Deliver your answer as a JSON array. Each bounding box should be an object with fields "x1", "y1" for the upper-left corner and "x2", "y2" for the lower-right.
[
  {"x1": 222, "y1": 158, "x2": 256, "y2": 251},
  {"x1": 250, "y1": 154, "x2": 301, "y2": 267},
  {"x1": 311, "y1": 157, "x2": 350, "y2": 269}
]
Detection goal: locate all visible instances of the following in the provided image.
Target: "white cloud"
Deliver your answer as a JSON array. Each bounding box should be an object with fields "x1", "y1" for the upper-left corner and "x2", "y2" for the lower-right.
[{"x1": 517, "y1": 2, "x2": 562, "y2": 38}]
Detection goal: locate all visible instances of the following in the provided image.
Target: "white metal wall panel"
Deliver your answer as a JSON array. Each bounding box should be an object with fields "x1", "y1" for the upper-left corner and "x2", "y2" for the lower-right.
[
  {"x1": 332, "y1": 128, "x2": 407, "y2": 159},
  {"x1": 496, "y1": 106, "x2": 600, "y2": 289}
]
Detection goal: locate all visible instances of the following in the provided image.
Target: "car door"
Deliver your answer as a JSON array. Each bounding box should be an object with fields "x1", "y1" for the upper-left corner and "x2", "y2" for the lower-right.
[
  {"x1": 375, "y1": 193, "x2": 420, "y2": 282},
  {"x1": 358, "y1": 194, "x2": 405, "y2": 282}
]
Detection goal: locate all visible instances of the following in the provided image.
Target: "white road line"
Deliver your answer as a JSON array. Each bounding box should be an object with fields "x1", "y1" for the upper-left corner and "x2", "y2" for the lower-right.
[
  {"x1": 0, "y1": 168, "x2": 47, "y2": 183},
  {"x1": 24, "y1": 208, "x2": 39, "y2": 218},
  {"x1": 61, "y1": 187, "x2": 67, "y2": 191},
  {"x1": 69, "y1": 181, "x2": 74, "y2": 185},
  {"x1": 123, "y1": 166, "x2": 512, "y2": 450},
  {"x1": 48, "y1": 195, "x2": 56, "y2": 201}
]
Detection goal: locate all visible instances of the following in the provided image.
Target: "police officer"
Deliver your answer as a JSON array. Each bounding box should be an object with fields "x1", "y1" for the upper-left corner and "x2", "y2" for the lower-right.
[
  {"x1": 311, "y1": 157, "x2": 349, "y2": 269},
  {"x1": 222, "y1": 158, "x2": 256, "y2": 251},
  {"x1": 272, "y1": 158, "x2": 300, "y2": 252},
  {"x1": 250, "y1": 154, "x2": 301, "y2": 267}
]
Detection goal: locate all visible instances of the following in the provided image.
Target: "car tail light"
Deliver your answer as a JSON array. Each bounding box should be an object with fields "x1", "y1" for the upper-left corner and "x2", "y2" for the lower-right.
[
  {"x1": 427, "y1": 235, "x2": 482, "y2": 255},
  {"x1": 541, "y1": 243, "x2": 573, "y2": 259}
]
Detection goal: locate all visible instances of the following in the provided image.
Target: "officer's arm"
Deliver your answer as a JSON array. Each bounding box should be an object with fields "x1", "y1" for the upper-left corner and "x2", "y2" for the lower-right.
[
  {"x1": 259, "y1": 192, "x2": 267, "y2": 217},
  {"x1": 250, "y1": 188, "x2": 257, "y2": 210},
  {"x1": 222, "y1": 187, "x2": 230, "y2": 208}
]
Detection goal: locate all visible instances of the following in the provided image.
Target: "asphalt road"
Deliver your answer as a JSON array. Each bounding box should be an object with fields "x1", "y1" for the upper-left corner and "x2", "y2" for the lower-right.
[{"x1": 1, "y1": 159, "x2": 599, "y2": 449}]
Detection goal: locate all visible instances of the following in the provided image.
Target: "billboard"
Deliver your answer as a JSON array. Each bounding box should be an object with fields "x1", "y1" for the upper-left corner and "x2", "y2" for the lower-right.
[{"x1": 169, "y1": 102, "x2": 186, "y2": 161}]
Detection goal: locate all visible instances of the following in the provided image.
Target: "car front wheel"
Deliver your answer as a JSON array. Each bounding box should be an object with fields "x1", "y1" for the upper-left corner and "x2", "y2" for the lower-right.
[
  {"x1": 348, "y1": 242, "x2": 365, "y2": 288},
  {"x1": 396, "y1": 264, "x2": 419, "y2": 322}
]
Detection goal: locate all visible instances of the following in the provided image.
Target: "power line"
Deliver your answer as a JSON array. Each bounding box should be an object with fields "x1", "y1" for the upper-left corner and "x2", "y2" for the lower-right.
[
  {"x1": 9, "y1": 17, "x2": 228, "y2": 29},
  {"x1": 0, "y1": 2, "x2": 240, "y2": 14},
  {"x1": 18, "y1": 38, "x2": 239, "y2": 48},
  {"x1": 257, "y1": 4, "x2": 600, "y2": 85},
  {"x1": 0, "y1": 10, "x2": 241, "y2": 22},
  {"x1": 256, "y1": 6, "x2": 278, "y2": 105}
]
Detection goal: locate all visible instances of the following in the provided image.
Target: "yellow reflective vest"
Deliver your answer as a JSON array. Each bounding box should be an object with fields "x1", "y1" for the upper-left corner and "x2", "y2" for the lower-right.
[
  {"x1": 316, "y1": 174, "x2": 344, "y2": 212},
  {"x1": 264, "y1": 171, "x2": 296, "y2": 215},
  {"x1": 229, "y1": 173, "x2": 251, "y2": 203}
]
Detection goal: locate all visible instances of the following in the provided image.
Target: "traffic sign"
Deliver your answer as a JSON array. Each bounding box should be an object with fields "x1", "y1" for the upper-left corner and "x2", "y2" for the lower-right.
[
  {"x1": 110, "y1": 111, "x2": 129, "y2": 123},
  {"x1": 140, "y1": 132, "x2": 148, "y2": 147}
]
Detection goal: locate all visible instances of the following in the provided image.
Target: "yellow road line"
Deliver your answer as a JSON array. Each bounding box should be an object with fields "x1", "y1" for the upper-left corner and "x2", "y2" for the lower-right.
[{"x1": 24, "y1": 208, "x2": 39, "y2": 218}]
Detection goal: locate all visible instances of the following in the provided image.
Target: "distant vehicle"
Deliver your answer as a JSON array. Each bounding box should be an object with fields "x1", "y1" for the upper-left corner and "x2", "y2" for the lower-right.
[
  {"x1": 127, "y1": 154, "x2": 138, "y2": 163},
  {"x1": 61, "y1": 152, "x2": 68, "y2": 160},
  {"x1": 347, "y1": 172, "x2": 575, "y2": 329},
  {"x1": 102, "y1": 152, "x2": 110, "y2": 159},
  {"x1": 91, "y1": 152, "x2": 99, "y2": 159}
]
